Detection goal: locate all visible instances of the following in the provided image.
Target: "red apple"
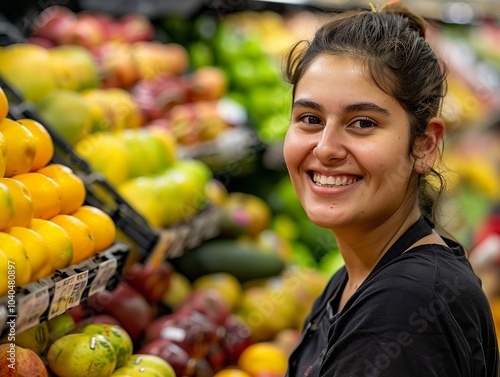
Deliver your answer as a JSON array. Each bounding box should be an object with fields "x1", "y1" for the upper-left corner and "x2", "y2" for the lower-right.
[
  {"x1": 58, "y1": 13, "x2": 105, "y2": 49},
  {"x1": 31, "y1": 5, "x2": 77, "y2": 45},
  {"x1": 92, "y1": 41, "x2": 139, "y2": 89},
  {"x1": 131, "y1": 75, "x2": 189, "y2": 121},
  {"x1": 131, "y1": 42, "x2": 189, "y2": 80},
  {"x1": 137, "y1": 338, "x2": 197, "y2": 377},
  {"x1": 188, "y1": 66, "x2": 228, "y2": 102},
  {"x1": 87, "y1": 12, "x2": 119, "y2": 42},
  {"x1": 206, "y1": 343, "x2": 226, "y2": 373},
  {"x1": 66, "y1": 304, "x2": 91, "y2": 324},
  {"x1": 86, "y1": 281, "x2": 154, "y2": 342},
  {"x1": 145, "y1": 310, "x2": 219, "y2": 358},
  {"x1": 124, "y1": 261, "x2": 173, "y2": 305},
  {"x1": 193, "y1": 358, "x2": 214, "y2": 377},
  {"x1": 28, "y1": 36, "x2": 56, "y2": 48},
  {"x1": 167, "y1": 102, "x2": 202, "y2": 145},
  {"x1": 118, "y1": 14, "x2": 155, "y2": 43},
  {"x1": 221, "y1": 315, "x2": 254, "y2": 365},
  {"x1": 0, "y1": 344, "x2": 48, "y2": 376},
  {"x1": 179, "y1": 289, "x2": 231, "y2": 326},
  {"x1": 77, "y1": 314, "x2": 122, "y2": 327},
  {"x1": 144, "y1": 312, "x2": 179, "y2": 343}
]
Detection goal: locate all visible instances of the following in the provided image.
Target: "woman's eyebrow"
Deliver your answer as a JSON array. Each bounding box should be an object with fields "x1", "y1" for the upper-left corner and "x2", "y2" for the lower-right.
[
  {"x1": 292, "y1": 99, "x2": 325, "y2": 112},
  {"x1": 342, "y1": 102, "x2": 390, "y2": 116},
  {"x1": 292, "y1": 99, "x2": 390, "y2": 116}
]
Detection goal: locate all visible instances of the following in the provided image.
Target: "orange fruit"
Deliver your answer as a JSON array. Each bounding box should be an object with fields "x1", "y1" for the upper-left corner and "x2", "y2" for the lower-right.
[
  {"x1": 0, "y1": 131, "x2": 6, "y2": 157},
  {"x1": 14, "y1": 172, "x2": 62, "y2": 220},
  {"x1": 0, "y1": 131, "x2": 6, "y2": 177},
  {"x1": 71, "y1": 205, "x2": 115, "y2": 252},
  {"x1": 0, "y1": 86, "x2": 8, "y2": 121},
  {"x1": 0, "y1": 148, "x2": 5, "y2": 178},
  {"x1": 5, "y1": 226, "x2": 52, "y2": 281},
  {"x1": 0, "y1": 118, "x2": 37, "y2": 177},
  {"x1": 0, "y1": 182, "x2": 14, "y2": 230},
  {"x1": 0, "y1": 177, "x2": 34, "y2": 227},
  {"x1": 0, "y1": 231, "x2": 31, "y2": 286},
  {"x1": 28, "y1": 218, "x2": 73, "y2": 271},
  {"x1": 17, "y1": 118, "x2": 54, "y2": 170},
  {"x1": 37, "y1": 163, "x2": 85, "y2": 215},
  {"x1": 0, "y1": 250, "x2": 9, "y2": 296},
  {"x1": 214, "y1": 369, "x2": 252, "y2": 377},
  {"x1": 237, "y1": 342, "x2": 288, "y2": 376},
  {"x1": 50, "y1": 214, "x2": 95, "y2": 265}
]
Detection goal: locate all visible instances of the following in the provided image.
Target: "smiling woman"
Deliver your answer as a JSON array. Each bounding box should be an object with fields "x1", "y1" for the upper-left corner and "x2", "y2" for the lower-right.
[{"x1": 281, "y1": 2, "x2": 499, "y2": 377}]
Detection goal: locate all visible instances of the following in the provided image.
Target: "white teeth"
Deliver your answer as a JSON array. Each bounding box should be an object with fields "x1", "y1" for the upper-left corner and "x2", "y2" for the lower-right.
[{"x1": 313, "y1": 173, "x2": 358, "y2": 187}]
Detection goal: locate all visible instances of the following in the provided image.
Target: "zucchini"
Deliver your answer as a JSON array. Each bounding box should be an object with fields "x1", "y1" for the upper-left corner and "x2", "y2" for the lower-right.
[{"x1": 170, "y1": 239, "x2": 286, "y2": 282}]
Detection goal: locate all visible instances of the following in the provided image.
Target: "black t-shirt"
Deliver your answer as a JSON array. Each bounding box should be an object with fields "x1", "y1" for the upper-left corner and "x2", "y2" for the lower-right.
[{"x1": 287, "y1": 217, "x2": 499, "y2": 377}]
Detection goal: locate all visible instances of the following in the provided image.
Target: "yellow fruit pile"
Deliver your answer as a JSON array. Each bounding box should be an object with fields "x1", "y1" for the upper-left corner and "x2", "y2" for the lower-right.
[{"x1": 0, "y1": 86, "x2": 117, "y2": 296}]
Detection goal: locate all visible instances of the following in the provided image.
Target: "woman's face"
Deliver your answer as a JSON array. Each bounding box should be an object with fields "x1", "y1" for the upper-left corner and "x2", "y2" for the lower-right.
[{"x1": 284, "y1": 54, "x2": 418, "y2": 231}]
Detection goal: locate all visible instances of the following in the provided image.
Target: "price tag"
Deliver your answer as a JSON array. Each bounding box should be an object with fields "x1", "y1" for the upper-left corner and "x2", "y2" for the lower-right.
[
  {"x1": 89, "y1": 258, "x2": 118, "y2": 296},
  {"x1": 48, "y1": 271, "x2": 88, "y2": 319},
  {"x1": 66, "y1": 271, "x2": 89, "y2": 309},
  {"x1": 16, "y1": 287, "x2": 50, "y2": 333}
]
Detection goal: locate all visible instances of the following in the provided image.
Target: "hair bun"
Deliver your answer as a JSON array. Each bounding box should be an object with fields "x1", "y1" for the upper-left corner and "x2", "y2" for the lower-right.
[{"x1": 380, "y1": 1, "x2": 427, "y2": 38}]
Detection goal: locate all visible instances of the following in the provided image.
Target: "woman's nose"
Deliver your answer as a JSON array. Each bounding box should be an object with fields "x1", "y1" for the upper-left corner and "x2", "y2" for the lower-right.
[{"x1": 312, "y1": 126, "x2": 347, "y2": 163}]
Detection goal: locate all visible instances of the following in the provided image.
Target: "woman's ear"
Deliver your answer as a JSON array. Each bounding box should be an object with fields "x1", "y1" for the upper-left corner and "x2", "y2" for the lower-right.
[{"x1": 413, "y1": 117, "x2": 445, "y2": 174}]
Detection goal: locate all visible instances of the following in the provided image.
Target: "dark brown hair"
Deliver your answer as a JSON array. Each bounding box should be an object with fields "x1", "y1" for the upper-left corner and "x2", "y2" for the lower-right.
[{"x1": 284, "y1": 2, "x2": 448, "y2": 225}]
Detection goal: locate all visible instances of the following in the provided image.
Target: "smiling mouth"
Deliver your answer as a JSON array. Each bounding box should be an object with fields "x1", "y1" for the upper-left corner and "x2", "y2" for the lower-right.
[{"x1": 312, "y1": 172, "x2": 360, "y2": 187}]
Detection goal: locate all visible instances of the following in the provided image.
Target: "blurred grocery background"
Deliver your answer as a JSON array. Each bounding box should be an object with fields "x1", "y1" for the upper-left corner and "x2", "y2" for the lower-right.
[{"x1": 0, "y1": 0, "x2": 499, "y2": 376}]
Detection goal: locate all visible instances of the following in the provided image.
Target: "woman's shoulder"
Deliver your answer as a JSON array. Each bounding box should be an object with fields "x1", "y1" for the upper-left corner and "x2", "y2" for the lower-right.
[
  {"x1": 379, "y1": 239, "x2": 479, "y2": 287},
  {"x1": 357, "y1": 240, "x2": 489, "y2": 318}
]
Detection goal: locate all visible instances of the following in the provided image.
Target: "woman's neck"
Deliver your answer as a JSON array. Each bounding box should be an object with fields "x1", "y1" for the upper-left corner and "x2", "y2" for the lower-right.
[{"x1": 334, "y1": 208, "x2": 422, "y2": 288}]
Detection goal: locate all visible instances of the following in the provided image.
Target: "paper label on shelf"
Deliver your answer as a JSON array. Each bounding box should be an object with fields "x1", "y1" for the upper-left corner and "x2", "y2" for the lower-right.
[
  {"x1": 48, "y1": 271, "x2": 89, "y2": 319},
  {"x1": 16, "y1": 287, "x2": 50, "y2": 333},
  {"x1": 89, "y1": 258, "x2": 118, "y2": 296}
]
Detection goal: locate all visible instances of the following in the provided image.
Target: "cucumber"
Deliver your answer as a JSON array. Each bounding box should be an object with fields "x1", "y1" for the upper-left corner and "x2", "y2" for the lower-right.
[{"x1": 170, "y1": 239, "x2": 286, "y2": 282}]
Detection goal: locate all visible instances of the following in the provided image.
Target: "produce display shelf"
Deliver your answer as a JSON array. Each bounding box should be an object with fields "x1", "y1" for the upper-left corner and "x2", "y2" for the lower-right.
[
  {"x1": 178, "y1": 126, "x2": 264, "y2": 175},
  {"x1": 0, "y1": 240, "x2": 130, "y2": 338},
  {"x1": 145, "y1": 204, "x2": 222, "y2": 267},
  {"x1": 0, "y1": 19, "x2": 224, "y2": 267},
  {"x1": 1, "y1": 75, "x2": 223, "y2": 266},
  {"x1": 1, "y1": 75, "x2": 161, "y2": 261}
]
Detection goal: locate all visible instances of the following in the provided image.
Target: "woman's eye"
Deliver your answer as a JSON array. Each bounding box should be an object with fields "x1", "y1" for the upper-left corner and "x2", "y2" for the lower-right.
[
  {"x1": 352, "y1": 118, "x2": 376, "y2": 129},
  {"x1": 299, "y1": 114, "x2": 322, "y2": 124}
]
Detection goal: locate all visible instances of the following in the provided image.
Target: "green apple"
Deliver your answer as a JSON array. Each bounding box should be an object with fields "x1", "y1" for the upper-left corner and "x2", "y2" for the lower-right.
[
  {"x1": 74, "y1": 323, "x2": 133, "y2": 368},
  {"x1": 126, "y1": 354, "x2": 176, "y2": 377},
  {"x1": 49, "y1": 45, "x2": 99, "y2": 92},
  {"x1": 161, "y1": 271, "x2": 192, "y2": 310},
  {"x1": 14, "y1": 321, "x2": 49, "y2": 355},
  {"x1": 47, "y1": 312, "x2": 75, "y2": 343},
  {"x1": 74, "y1": 132, "x2": 131, "y2": 187},
  {"x1": 193, "y1": 272, "x2": 243, "y2": 310},
  {"x1": 47, "y1": 333, "x2": 117, "y2": 377},
  {"x1": 111, "y1": 365, "x2": 162, "y2": 376},
  {"x1": 0, "y1": 43, "x2": 57, "y2": 103},
  {"x1": 118, "y1": 177, "x2": 164, "y2": 228},
  {"x1": 37, "y1": 89, "x2": 94, "y2": 145}
]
